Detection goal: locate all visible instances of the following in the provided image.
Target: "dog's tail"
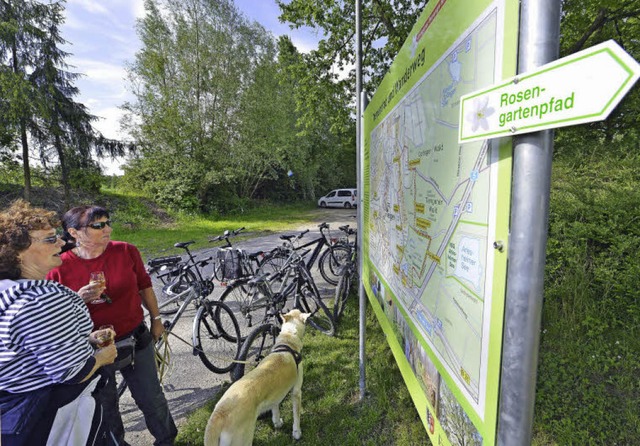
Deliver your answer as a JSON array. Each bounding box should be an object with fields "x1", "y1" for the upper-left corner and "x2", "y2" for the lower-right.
[{"x1": 204, "y1": 411, "x2": 226, "y2": 446}]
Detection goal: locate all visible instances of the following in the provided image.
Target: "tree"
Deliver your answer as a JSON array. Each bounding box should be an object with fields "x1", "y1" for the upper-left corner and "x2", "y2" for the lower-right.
[
  {"x1": 275, "y1": 35, "x2": 356, "y2": 198},
  {"x1": 0, "y1": 0, "x2": 50, "y2": 201},
  {"x1": 121, "y1": 0, "x2": 358, "y2": 211},
  {"x1": 1, "y1": 0, "x2": 126, "y2": 203},
  {"x1": 555, "y1": 0, "x2": 640, "y2": 160},
  {"x1": 277, "y1": 0, "x2": 429, "y2": 95},
  {"x1": 28, "y1": 0, "x2": 99, "y2": 206},
  {"x1": 122, "y1": 0, "x2": 287, "y2": 211},
  {"x1": 561, "y1": 0, "x2": 640, "y2": 55},
  {"x1": 227, "y1": 37, "x2": 297, "y2": 199}
]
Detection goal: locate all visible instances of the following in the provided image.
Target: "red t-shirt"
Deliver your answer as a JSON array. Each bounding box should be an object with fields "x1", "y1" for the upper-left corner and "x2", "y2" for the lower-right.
[{"x1": 47, "y1": 241, "x2": 152, "y2": 339}]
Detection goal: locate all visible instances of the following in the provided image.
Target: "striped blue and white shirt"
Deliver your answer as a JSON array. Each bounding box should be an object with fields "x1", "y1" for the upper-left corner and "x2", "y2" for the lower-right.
[{"x1": 0, "y1": 279, "x2": 95, "y2": 393}]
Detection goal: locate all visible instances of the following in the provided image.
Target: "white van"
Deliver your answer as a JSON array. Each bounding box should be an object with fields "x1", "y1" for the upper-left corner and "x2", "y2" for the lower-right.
[{"x1": 317, "y1": 189, "x2": 357, "y2": 208}]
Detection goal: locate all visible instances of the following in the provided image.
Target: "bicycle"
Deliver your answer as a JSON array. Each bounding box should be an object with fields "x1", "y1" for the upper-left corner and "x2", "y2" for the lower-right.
[
  {"x1": 117, "y1": 276, "x2": 241, "y2": 397},
  {"x1": 333, "y1": 227, "x2": 358, "y2": 322},
  {"x1": 226, "y1": 232, "x2": 337, "y2": 381},
  {"x1": 262, "y1": 222, "x2": 352, "y2": 286},
  {"x1": 146, "y1": 254, "x2": 194, "y2": 313},
  {"x1": 147, "y1": 241, "x2": 216, "y2": 314},
  {"x1": 218, "y1": 254, "x2": 297, "y2": 341},
  {"x1": 225, "y1": 231, "x2": 335, "y2": 336},
  {"x1": 227, "y1": 272, "x2": 290, "y2": 381},
  {"x1": 209, "y1": 227, "x2": 276, "y2": 282}
]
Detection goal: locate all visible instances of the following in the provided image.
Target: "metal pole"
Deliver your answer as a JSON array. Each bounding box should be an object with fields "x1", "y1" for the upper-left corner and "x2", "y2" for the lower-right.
[
  {"x1": 355, "y1": 0, "x2": 366, "y2": 402},
  {"x1": 497, "y1": 0, "x2": 561, "y2": 445},
  {"x1": 358, "y1": 90, "x2": 368, "y2": 401}
]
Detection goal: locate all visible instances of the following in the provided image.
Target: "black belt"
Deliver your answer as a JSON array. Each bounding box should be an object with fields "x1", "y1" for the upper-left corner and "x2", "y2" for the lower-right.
[
  {"x1": 115, "y1": 321, "x2": 145, "y2": 342},
  {"x1": 271, "y1": 344, "x2": 302, "y2": 368}
]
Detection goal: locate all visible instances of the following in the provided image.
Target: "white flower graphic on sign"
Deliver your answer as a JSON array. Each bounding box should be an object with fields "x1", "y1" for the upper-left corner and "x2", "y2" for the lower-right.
[{"x1": 466, "y1": 96, "x2": 494, "y2": 132}]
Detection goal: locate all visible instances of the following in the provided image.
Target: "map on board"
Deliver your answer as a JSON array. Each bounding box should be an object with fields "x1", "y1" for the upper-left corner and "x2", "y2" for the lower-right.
[{"x1": 369, "y1": 11, "x2": 498, "y2": 406}]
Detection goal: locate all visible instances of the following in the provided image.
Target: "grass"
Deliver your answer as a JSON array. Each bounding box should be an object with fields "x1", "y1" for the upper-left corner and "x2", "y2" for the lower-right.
[
  {"x1": 174, "y1": 297, "x2": 430, "y2": 446},
  {"x1": 9, "y1": 182, "x2": 633, "y2": 444},
  {"x1": 94, "y1": 190, "x2": 429, "y2": 444},
  {"x1": 102, "y1": 190, "x2": 321, "y2": 259}
]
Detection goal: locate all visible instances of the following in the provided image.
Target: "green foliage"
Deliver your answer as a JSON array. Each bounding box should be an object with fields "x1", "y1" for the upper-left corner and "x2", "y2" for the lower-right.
[
  {"x1": 174, "y1": 301, "x2": 429, "y2": 446},
  {"x1": 0, "y1": 0, "x2": 124, "y2": 201},
  {"x1": 0, "y1": 159, "x2": 55, "y2": 189},
  {"x1": 277, "y1": 0, "x2": 427, "y2": 93},
  {"x1": 560, "y1": 0, "x2": 640, "y2": 56},
  {"x1": 119, "y1": 1, "x2": 356, "y2": 213},
  {"x1": 61, "y1": 157, "x2": 104, "y2": 193},
  {"x1": 120, "y1": 154, "x2": 204, "y2": 213},
  {"x1": 535, "y1": 151, "x2": 640, "y2": 444},
  {"x1": 546, "y1": 154, "x2": 640, "y2": 328},
  {"x1": 122, "y1": 0, "x2": 283, "y2": 211}
]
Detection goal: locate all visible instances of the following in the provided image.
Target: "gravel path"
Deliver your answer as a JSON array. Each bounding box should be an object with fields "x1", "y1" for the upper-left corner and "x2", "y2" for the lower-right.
[{"x1": 121, "y1": 208, "x2": 357, "y2": 445}]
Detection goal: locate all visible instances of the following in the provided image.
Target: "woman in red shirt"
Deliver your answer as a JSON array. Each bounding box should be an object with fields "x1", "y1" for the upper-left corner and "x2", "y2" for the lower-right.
[{"x1": 47, "y1": 205, "x2": 176, "y2": 446}]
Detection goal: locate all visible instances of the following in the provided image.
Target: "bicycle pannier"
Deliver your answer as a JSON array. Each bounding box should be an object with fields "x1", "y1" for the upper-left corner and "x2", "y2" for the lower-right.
[{"x1": 218, "y1": 248, "x2": 242, "y2": 280}]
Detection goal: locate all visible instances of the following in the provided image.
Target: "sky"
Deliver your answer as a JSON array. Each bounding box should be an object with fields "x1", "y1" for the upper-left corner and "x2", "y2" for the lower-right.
[{"x1": 60, "y1": 0, "x2": 321, "y2": 175}]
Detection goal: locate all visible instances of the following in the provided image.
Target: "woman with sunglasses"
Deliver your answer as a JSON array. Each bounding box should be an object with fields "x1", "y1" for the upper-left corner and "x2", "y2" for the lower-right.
[
  {"x1": 0, "y1": 200, "x2": 118, "y2": 445},
  {"x1": 47, "y1": 205, "x2": 176, "y2": 446}
]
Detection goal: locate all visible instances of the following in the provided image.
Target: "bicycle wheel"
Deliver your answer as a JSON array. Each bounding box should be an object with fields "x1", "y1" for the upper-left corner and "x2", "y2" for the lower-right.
[
  {"x1": 257, "y1": 250, "x2": 288, "y2": 276},
  {"x1": 296, "y1": 264, "x2": 335, "y2": 335},
  {"x1": 159, "y1": 269, "x2": 197, "y2": 315},
  {"x1": 333, "y1": 268, "x2": 353, "y2": 322},
  {"x1": 297, "y1": 284, "x2": 335, "y2": 336},
  {"x1": 193, "y1": 300, "x2": 241, "y2": 373},
  {"x1": 219, "y1": 280, "x2": 269, "y2": 342},
  {"x1": 318, "y1": 244, "x2": 352, "y2": 286},
  {"x1": 230, "y1": 323, "x2": 279, "y2": 382}
]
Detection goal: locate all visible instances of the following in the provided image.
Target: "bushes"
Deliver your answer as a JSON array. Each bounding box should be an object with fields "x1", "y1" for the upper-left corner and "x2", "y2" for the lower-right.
[{"x1": 534, "y1": 153, "x2": 640, "y2": 444}]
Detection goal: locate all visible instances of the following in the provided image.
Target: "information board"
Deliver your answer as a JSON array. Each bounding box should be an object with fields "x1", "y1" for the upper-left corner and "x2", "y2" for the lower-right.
[{"x1": 362, "y1": 1, "x2": 519, "y2": 444}]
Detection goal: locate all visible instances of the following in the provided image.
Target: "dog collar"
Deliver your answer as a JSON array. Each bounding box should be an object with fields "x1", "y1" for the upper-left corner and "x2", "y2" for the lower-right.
[{"x1": 272, "y1": 344, "x2": 302, "y2": 368}]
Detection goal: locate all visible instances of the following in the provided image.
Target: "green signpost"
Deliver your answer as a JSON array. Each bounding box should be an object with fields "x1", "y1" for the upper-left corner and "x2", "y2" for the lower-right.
[
  {"x1": 459, "y1": 40, "x2": 640, "y2": 143},
  {"x1": 360, "y1": 1, "x2": 639, "y2": 445},
  {"x1": 362, "y1": 1, "x2": 519, "y2": 444}
]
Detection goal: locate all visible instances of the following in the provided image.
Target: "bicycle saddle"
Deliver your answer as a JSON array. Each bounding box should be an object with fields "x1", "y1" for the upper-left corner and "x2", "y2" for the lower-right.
[
  {"x1": 248, "y1": 251, "x2": 264, "y2": 261},
  {"x1": 174, "y1": 241, "x2": 195, "y2": 249}
]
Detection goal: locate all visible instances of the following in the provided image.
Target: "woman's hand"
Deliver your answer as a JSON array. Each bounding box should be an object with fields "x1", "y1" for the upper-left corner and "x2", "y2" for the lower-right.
[
  {"x1": 89, "y1": 327, "x2": 115, "y2": 346},
  {"x1": 77, "y1": 282, "x2": 107, "y2": 304},
  {"x1": 94, "y1": 344, "x2": 117, "y2": 366}
]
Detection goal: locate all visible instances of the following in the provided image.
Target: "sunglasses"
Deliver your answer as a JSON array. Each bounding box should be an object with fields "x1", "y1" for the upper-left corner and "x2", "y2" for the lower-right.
[
  {"x1": 33, "y1": 233, "x2": 62, "y2": 244},
  {"x1": 86, "y1": 220, "x2": 113, "y2": 230}
]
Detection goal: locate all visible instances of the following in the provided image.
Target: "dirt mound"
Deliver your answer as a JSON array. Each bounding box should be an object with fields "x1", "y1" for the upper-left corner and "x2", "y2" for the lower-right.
[
  {"x1": 0, "y1": 185, "x2": 174, "y2": 225},
  {"x1": 0, "y1": 185, "x2": 101, "y2": 215}
]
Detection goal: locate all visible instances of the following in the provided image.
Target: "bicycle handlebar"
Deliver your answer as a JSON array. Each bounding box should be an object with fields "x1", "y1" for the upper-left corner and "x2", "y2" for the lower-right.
[{"x1": 208, "y1": 227, "x2": 245, "y2": 243}]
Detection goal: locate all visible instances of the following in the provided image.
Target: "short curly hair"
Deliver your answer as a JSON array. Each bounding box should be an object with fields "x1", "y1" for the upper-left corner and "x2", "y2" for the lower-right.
[{"x1": 0, "y1": 200, "x2": 60, "y2": 280}]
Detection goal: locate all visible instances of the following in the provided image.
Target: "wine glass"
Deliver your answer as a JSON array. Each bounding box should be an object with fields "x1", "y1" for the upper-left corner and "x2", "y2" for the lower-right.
[
  {"x1": 96, "y1": 324, "x2": 115, "y2": 347},
  {"x1": 89, "y1": 271, "x2": 112, "y2": 304}
]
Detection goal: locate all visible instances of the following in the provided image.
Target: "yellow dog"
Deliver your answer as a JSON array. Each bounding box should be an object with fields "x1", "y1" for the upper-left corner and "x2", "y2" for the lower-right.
[{"x1": 204, "y1": 309, "x2": 310, "y2": 446}]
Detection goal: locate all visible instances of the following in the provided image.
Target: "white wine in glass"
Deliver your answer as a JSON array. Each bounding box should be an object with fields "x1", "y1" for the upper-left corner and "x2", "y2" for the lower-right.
[
  {"x1": 96, "y1": 324, "x2": 115, "y2": 347},
  {"x1": 89, "y1": 271, "x2": 112, "y2": 304}
]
